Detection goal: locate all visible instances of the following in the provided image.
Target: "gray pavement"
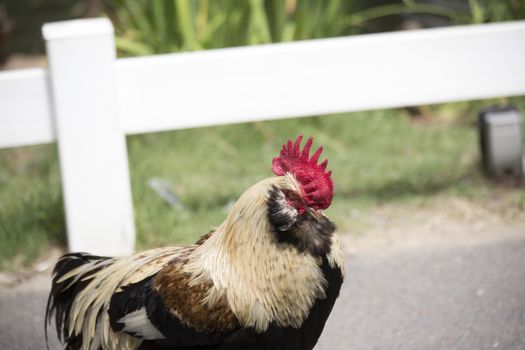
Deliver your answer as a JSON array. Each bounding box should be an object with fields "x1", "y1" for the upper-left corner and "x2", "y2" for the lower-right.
[
  {"x1": 317, "y1": 236, "x2": 525, "y2": 350},
  {"x1": 1, "y1": 235, "x2": 525, "y2": 350}
]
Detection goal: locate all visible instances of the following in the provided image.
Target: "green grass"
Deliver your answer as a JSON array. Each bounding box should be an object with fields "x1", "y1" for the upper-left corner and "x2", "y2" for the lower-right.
[
  {"x1": 0, "y1": 145, "x2": 66, "y2": 270},
  {"x1": 2, "y1": 98, "x2": 524, "y2": 270}
]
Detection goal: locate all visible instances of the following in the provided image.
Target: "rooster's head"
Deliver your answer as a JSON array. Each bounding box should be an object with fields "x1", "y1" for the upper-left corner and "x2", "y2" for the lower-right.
[
  {"x1": 271, "y1": 134, "x2": 333, "y2": 212},
  {"x1": 266, "y1": 135, "x2": 335, "y2": 256}
]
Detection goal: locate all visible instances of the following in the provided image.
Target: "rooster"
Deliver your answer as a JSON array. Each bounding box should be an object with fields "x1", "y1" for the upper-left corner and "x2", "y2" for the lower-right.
[{"x1": 46, "y1": 135, "x2": 344, "y2": 350}]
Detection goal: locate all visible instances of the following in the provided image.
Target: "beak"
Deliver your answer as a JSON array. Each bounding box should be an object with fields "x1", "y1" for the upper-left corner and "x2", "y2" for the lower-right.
[{"x1": 306, "y1": 206, "x2": 322, "y2": 221}]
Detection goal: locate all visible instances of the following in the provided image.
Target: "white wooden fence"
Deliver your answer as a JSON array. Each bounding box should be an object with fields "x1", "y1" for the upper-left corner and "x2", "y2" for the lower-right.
[{"x1": 1, "y1": 18, "x2": 524, "y2": 255}]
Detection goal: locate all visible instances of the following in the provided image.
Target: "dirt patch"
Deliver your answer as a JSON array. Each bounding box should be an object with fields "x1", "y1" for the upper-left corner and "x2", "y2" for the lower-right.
[
  {"x1": 340, "y1": 194, "x2": 525, "y2": 255},
  {"x1": 0, "y1": 249, "x2": 62, "y2": 287}
]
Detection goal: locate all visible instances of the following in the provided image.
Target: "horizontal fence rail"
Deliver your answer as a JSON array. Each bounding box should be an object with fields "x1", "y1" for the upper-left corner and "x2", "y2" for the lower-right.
[
  {"x1": 0, "y1": 68, "x2": 54, "y2": 148},
  {"x1": 2, "y1": 20, "x2": 525, "y2": 148},
  {"x1": 0, "y1": 18, "x2": 524, "y2": 255},
  {"x1": 118, "y1": 20, "x2": 525, "y2": 135}
]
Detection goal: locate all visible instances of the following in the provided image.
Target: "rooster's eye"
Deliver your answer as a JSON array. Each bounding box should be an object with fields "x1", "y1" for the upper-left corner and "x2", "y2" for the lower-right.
[{"x1": 285, "y1": 191, "x2": 298, "y2": 201}]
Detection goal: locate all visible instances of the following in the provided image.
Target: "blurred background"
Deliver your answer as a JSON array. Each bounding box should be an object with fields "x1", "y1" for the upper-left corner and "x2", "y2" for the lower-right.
[{"x1": 0, "y1": 0, "x2": 524, "y2": 272}]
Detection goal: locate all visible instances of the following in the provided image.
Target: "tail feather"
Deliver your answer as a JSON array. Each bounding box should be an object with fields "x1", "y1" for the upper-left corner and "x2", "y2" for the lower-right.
[
  {"x1": 45, "y1": 247, "x2": 185, "y2": 349},
  {"x1": 45, "y1": 253, "x2": 111, "y2": 350}
]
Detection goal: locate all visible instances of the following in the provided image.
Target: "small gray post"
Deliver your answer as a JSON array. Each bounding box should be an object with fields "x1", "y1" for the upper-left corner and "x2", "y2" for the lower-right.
[
  {"x1": 479, "y1": 106, "x2": 523, "y2": 179},
  {"x1": 43, "y1": 18, "x2": 135, "y2": 255}
]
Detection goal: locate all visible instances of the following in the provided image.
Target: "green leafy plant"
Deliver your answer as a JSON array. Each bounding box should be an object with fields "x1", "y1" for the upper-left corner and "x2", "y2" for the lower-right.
[
  {"x1": 462, "y1": 0, "x2": 525, "y2": 24},
  {"x1": 105, "y1": 0, "x2": 357, "y2": 56},
  {"x1": 105, "y1": 0, "x2": 525, "y2": 56},
  {"x1": 105, "y1": 0, "x2": 525, "y2": 57}
]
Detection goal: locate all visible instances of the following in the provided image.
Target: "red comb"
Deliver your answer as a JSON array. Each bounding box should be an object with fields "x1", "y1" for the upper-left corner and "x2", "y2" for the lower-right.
[{"x1": 272, "y1": 135, "x2": 333, "y2": 210}]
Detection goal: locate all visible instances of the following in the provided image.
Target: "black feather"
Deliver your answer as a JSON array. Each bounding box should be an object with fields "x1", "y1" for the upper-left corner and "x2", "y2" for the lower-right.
[
  {"x1": 108, "y1": 276, "x2": 228, "y2": 348},
  {"x1": 267, "y1": 186, "x2": 336, "y2": 256},
  {"x1": 108, "y1": 276, "x2": 154, "y2": 332},
  {"x1": 146, "y1": 290, "x2": 227, "y2": 347},
  {"x1": 267, "y1": 186, "x2": 297, "y2": 232},
  {"x1": 45, "y1": 252, "x2": 110, "y2": 350}
]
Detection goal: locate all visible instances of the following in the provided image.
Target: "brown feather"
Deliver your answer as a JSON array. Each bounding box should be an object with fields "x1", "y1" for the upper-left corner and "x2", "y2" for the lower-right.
[{"x1": 153, "y1": 256, "x2": 239, "y2": 333}]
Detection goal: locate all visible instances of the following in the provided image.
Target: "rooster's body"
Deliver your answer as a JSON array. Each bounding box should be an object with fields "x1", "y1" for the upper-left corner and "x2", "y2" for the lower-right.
[{"x1": 46, "y1": 136, "x2": 344, "y2": 350}]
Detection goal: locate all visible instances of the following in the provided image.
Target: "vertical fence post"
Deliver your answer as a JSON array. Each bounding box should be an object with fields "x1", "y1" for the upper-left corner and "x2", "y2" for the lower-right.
[{"x1": 43, "y1": 18, "x2": 135, "y2": 256}]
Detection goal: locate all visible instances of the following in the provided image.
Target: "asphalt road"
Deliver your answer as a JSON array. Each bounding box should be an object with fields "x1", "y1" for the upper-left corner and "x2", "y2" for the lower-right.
[
  {"x1": 317, "y1": 235, "x2": 525, "y2": 350},
  {"x1": 1, "y1": 235, "x2": 524, "y2": 350}
]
